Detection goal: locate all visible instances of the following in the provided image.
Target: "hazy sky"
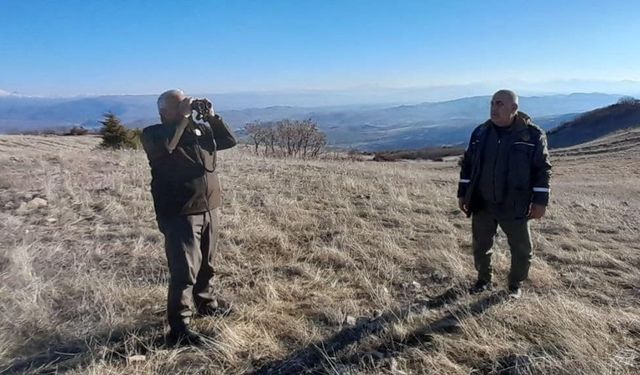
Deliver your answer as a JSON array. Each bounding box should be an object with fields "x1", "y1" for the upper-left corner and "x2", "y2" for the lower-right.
[{"x1": 1, "y1": 0, "x2": 639, "y2": 96}]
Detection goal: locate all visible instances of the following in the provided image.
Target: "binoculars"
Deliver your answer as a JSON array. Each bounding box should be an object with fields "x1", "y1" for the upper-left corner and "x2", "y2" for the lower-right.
[{"x1": 191, "y1": 98, "x2": 212, "y2": 121}]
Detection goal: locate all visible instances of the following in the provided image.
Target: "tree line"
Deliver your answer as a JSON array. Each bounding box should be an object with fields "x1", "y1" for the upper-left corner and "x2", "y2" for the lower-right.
[{"x1": 98, "y1": 113, "x2": 328, "y2": 158}]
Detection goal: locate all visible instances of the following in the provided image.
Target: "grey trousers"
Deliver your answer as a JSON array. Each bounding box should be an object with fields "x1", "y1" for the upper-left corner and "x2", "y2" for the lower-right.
[
  {"x1": 472, "y1": 209, "x2": 532, "y2": 286},
  {"x1": 157, "y1": 209, "x2": 219, "y2": 331}
]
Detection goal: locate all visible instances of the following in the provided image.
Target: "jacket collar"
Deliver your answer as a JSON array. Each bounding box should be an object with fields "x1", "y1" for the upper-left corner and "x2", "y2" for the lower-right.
[
  {"x1": 512, "y1": 111, "x2": 531, "y2": 132},
  {"x1": 481, "y1": 111, "x2": 531, "y2": 132}
]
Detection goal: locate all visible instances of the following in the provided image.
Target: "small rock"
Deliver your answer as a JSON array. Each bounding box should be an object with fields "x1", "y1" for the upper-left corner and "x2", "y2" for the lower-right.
[
  {"x1": 27, "y1": 197, "x2": 47, "y2": 209},
  {"x1": 23, "y1": 192, "x2": 33, "y2": 200},
  {"x1": 4, "y1": 202, "x2": 15, "y2": 209},
  {"x1": 430, "y1": 317, "x2": 461, "y2": 333},
  {"x1": 16, "y1": 202, "x2": 28, "y2": 213},
  {"x1": 411, "y1": 281, "x2": 421, "y2": 289},
  {"x1": 344, "y1": 315, "x2": 357, "y2": 326},
  {"x1": 388, "y1": 358, "x2": 407, "y2": 375},
  {"x1": 46, "y1": 217, "x2": 57, "y2": 223},
  {"x1": 126, "y1": 355, "x2": 146, "y2": 364},
  {"x1": 571, "y1": 201, "x2": 585, "y2": 209}
]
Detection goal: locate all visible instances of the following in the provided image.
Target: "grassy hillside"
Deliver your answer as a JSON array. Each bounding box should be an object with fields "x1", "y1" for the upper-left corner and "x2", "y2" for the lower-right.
[
  {"x1": 547, "y1": 99, "x2": 640, "y2": 149},
  {"x1": 0, "y1": 134, "x2": 639, "y2": 374}
]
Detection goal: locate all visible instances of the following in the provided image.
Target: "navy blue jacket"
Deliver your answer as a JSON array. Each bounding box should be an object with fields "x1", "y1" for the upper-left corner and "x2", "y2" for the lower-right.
[{"x1": 457, "y1": 112, "x2": 552, "y2": 219}]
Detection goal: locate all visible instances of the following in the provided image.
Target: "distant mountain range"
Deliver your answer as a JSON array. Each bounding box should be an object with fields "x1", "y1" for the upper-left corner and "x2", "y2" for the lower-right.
[{"x1": 0, "y1": 92, "x2": 627, "y2": 151}]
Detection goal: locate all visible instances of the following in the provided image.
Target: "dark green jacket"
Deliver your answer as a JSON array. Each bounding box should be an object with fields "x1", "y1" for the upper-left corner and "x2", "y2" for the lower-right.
[
  {"x1": 457, "y1": 112, "x2": 552, "y2": 219},
  {"x1": 141, "y1": 115, "x2": 236, "y2": 217}
]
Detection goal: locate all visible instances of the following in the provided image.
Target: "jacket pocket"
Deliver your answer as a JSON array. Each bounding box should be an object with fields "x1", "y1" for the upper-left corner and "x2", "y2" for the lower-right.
[
  {"x1": 512, "y1": 143, "x2": 535, "y2": 160},
  {"x1": 510, "y1": 144, "x2": 534, "y2": 189}
]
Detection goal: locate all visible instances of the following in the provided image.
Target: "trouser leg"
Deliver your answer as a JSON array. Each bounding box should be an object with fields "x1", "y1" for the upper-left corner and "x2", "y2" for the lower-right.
[
  {"x1": 158, "y1": 214, "x2": 204, "y2": 331},
  {"x1": 472, "y1": 209, "x2": 498, "y2": 282},
  {"x1": 193, "y1": 209, "x2": 219, "y2": 310},
  {"x1": 499, "y1": 219, "x2": 533, "y2": 287}
]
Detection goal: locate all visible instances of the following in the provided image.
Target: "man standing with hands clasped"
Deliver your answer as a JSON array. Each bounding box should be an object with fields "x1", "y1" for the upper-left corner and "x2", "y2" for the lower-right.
[
  {"x1": 457, "y1": 90, "x2": 552, "y2": 299},
  {"x1": 141, "y1": 89, "x2": 236, "y2": 345}
]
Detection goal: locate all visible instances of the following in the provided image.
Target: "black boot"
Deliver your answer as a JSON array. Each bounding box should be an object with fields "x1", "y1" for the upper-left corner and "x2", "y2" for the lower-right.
[
  {"x1": 196, "y1": 299, "x2": 234, "y2": 317},
  {"x1": 166, "y1": 328, "x2": 206, "y2": 347},
  {"x1": 508, "y1": 284, "x2": 522, "y2": 299},
  {"x1": 469, "y1": 279, "x2": 493, "y2": 294}
]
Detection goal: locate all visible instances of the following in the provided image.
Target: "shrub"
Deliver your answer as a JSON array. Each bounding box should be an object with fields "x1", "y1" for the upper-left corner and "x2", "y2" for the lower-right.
[
  {"x1": 373, "y1": 146, "x2": 465, "y2": 162},
  {"x1": 99, "y1": 112, "x2": 138, "y2": 149},
  {"x1": 66, "y1": 126, "x2": 89, "y2": 136},
  {"x1": 244, "y1": 119, "x2": 327, "y2": 158}
]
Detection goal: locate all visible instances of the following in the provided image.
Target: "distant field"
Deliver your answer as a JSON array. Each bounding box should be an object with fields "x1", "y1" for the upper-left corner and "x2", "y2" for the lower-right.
[
  {"x1": 0, "y1": 134, "x2": 101, "y2": 154},
  {"x1": 0, "y1": 134, "x2": 638, "y2": 374}
]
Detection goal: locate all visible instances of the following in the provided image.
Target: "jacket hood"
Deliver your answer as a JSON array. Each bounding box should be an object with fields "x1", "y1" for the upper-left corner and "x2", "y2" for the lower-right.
[{"x1": 516, "y1": 111, "x2": 532, "y2": 123}]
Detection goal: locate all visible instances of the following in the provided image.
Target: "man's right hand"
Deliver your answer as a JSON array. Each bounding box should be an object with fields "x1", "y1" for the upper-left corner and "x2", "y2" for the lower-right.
[
  {"x1": 178, "y1": 97, "x2": 193, "y2": 119},
  {"x1": 458, "y1": 197, "x2": 469, "y2": 215}
]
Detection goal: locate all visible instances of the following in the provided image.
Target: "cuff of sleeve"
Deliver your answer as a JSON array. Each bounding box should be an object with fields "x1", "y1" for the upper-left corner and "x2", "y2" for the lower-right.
[{"x1": 531, "y1": 191, "x2": 549, "y2": 206}]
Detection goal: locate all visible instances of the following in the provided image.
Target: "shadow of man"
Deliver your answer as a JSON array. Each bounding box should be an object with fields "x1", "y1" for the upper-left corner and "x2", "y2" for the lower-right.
[
  {"x1": 339, "y1": 291, "x2": 509, "y2": 371},
  {"x1": 2, "y1": 321, "x2": 166, "y2": 374},
  {"x1": 250, "y1": 284, "x2": 473, "y2": 375}
]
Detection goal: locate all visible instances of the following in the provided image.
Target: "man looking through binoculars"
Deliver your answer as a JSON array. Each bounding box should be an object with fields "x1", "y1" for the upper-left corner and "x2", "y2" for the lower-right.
[{"x1": 141, "y1": 89, "x2": 236, "y2": 346}]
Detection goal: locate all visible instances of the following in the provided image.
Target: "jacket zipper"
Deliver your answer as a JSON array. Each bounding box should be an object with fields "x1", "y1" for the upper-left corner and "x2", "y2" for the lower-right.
[{"x1": 493, "y1": 138, "x2": 500, "y2": 202}]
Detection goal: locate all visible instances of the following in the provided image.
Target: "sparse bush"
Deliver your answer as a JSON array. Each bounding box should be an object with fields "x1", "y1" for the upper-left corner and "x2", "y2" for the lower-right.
[
  {"x1": 99, "y1": 112, "x2": 139, "y2": 149},
  {"x1": 66, "y1": 126, "x2": 89, "y2": 136},
  {"x1": 373, "y1": 146, "x2": 465, "y2": 162},
  {"x1": 19, "y1": 127, "x2": 66, "y2": 135},
  {"x1": 244, "y1": 119, "x2": 326, "y2": 158}
]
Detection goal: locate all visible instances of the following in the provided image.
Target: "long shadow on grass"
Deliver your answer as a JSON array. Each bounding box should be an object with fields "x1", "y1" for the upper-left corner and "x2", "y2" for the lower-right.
[
  {"x1": 250, "y1": 284, "x2": 474, "y2": 375},
  {"x1": 0, "y1": 321, "x2": 165, "y2": 374},
  {"x1": 338, "y1": 291, "x2": 508, "y2": 372}
]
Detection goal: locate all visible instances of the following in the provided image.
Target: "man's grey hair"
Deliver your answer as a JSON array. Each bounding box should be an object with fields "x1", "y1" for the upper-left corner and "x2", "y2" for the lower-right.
[
  {"x1": 494, "y1": 89, "x2": 519, "y2": 105},
  {"x1": 157, "y1": 89, "x2": 185, "y2": 112}
]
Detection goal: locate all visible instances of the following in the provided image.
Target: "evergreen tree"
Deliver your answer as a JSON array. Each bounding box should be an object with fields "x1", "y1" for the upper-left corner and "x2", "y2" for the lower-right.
[{"x1": 99, "y1": 112, "x2": 137, "y2": 149}]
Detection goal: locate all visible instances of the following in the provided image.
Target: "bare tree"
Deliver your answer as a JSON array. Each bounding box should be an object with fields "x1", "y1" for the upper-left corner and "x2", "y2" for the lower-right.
[
  {"x1": 244, "y1": 119, "x2": 327, "y2": 158},
  {"x1": 245, "y1": 122, "x2": 265, "y2": 154}
]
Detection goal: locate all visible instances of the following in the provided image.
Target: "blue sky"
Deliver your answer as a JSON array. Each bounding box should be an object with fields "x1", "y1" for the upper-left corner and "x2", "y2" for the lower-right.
[{"x1": 1, "y1": 0, "x2": 639, "y2": 96}]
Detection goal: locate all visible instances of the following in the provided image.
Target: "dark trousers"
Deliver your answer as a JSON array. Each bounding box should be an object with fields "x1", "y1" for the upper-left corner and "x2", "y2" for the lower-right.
[
  {"x1": 472, "y1": 208, "x2": 532, "y2": 286},
  {"x1": 157, "y1": 209, "x2": 218, "y2": 331}
]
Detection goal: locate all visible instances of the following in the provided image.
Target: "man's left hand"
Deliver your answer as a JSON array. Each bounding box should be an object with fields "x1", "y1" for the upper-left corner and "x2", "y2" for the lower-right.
[{"x1": 528, "y1": 203, "x2": 546, "y2": 220}]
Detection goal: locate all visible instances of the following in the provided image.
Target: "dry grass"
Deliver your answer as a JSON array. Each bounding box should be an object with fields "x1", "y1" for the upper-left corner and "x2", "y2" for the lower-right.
[{"x1": 0, "y1": 134, "x2": 638, "y2": 374}]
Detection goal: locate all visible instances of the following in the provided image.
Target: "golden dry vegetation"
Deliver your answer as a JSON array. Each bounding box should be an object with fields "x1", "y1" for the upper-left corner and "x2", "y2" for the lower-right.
[{"x1": 0, "y1": 132, "x2": 639, "y2": 374}]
